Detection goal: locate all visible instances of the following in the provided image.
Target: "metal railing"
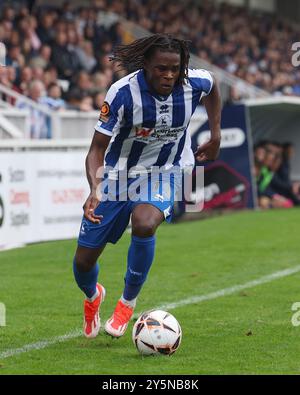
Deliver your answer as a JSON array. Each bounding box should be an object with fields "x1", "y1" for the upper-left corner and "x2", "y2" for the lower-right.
[
  {"x1": 0, "y1": 84, "x2": 52, "y2": 116},
  {"x1": 0, "y1": 83, "x2": 56, "y2": 139},
  {"x1": 0, "y1": 112, "x2": 25, "y2": 139},
  {"x1": 0, "y1": 83, "x2": 99, "y2": 139}
]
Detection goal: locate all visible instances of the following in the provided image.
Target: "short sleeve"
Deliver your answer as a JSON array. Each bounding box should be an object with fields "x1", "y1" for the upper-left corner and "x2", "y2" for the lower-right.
[
  {"x1": 188, "y1": 69, "x2": 214, "y2": 97},
  {"x1": 94, "y1": 85, "x2": 124, "y2": 136}
]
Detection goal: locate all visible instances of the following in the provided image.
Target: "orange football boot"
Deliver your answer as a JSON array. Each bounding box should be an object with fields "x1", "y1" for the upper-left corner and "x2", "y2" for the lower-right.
[
  {"x1": 83, "y1": 283, "x2": 106, "y2": 338},
  {"x1": 104, "y1": 299, "x2": 134, "y2": 338}
]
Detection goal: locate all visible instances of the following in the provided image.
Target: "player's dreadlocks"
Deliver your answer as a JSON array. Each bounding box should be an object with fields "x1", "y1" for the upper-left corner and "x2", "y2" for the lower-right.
[{"x1": 111, "y1": 34, "x2": 190, "y2": 85}]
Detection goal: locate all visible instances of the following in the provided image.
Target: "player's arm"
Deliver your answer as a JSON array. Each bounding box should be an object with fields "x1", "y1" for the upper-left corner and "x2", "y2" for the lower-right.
[
  {"x1": 195, "y1": 74, "x2": 222, "y2": 162},
  {"x1": 84, "y1": 132, "x2": 111, "y2": 223},
  {"x1": 83, "y1": 85, "x2": 124, "y2": 223}
]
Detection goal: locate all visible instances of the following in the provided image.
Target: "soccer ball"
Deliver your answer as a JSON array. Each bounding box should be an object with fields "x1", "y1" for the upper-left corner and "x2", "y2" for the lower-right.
[{"x1": 132, "y1": 310, "x2": 182, "y2": 356}]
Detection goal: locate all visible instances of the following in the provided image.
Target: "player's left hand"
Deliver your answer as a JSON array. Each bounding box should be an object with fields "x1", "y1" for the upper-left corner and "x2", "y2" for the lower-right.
[{"x1": 194, "y1": 138, "x2": 221, "y2": 162}]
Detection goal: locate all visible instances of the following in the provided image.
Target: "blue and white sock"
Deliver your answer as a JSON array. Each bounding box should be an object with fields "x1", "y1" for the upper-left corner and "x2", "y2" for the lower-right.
[
  {"x1": 73, "y1": 258, "x2": 99, "y2": 300},
  {"x1": 123, "y1": 235, "x2": 156, "y2": 303}
]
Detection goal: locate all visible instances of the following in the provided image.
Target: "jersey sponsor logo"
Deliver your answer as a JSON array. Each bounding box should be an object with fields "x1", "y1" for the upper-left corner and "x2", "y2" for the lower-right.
[
  {"x1": 135, "y1": 127, "x2": 154, "y2": 138},
  {"x1": 134, "y1": 114, "x2": 171, "y2": 139},
  {"x1": 99, "y1": 101, "x2": 110, "y2": 122},
  {"x1": 150, "y1": 126, "x2": 185, "y2": 142},
  {"x1": 135, "y1": 122, "x2": 185, "y2": 144}
]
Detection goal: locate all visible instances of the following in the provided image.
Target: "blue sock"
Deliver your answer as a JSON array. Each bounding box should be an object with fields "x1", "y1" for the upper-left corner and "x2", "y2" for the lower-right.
[
  {"x1": 123, "y1": 235, "x2": 156, "y2": 301},
  {"x1": 73, "y1": 258, "x2": 99, "y2": 299}
]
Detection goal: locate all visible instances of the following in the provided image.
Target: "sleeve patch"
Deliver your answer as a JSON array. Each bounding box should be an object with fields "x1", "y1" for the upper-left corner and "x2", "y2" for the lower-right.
[{"x1": 99, "y1": 101, "x2": 110, "y2": 122}]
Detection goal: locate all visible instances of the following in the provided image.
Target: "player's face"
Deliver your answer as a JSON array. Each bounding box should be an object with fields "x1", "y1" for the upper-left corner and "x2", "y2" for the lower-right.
[{"x1": 144, "y1": 50, "x2": 181, "y2": 96}]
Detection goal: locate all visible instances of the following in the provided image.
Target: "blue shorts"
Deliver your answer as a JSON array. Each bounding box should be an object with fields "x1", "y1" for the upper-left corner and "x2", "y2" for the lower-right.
[{"x1": 77, "y1": 172, "x2": 182, "y2": 248}]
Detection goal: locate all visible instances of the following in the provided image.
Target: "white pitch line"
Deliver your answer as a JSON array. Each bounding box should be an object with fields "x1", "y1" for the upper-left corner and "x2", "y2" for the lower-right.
[
  {"x1": 147, "y1": 264, "x2": 300, "y2": 314},
  {"x1": 1, "y1": 265, "x2": 300, "y2": 360},
  {"x1": 0, "y1": 329, "x2": 82, "y2": 359}
]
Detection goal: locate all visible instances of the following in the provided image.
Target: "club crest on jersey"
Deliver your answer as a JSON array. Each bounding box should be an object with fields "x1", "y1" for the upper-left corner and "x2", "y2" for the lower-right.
[
  {"x1": 157, "y1": 114, "x2": 171, "y2": 127},
  {"x1": 99, "y1": 101, "x2": 110, "y2": 122}
]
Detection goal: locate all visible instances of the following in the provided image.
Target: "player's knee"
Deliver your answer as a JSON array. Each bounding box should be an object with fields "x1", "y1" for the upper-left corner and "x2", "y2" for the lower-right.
[
  {"x1": 74, "y1": 245, "x2": 105, "y2": 272},
  {"x1": 131, "y1": 219, "x2": 157, "y2": 237},
  {"x1": 74, "y1": 252, "x2": 96, "y2": 272}
]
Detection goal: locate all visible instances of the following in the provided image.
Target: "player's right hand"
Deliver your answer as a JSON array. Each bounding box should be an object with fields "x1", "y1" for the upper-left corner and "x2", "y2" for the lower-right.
[{"x1": 83, "y1": 193, "x2": 103, "y2": 224}]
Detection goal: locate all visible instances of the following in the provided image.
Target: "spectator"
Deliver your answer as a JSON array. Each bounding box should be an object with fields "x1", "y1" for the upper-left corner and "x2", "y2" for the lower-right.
[
  {"x1": 40, "y1": 82, "x2": 66, "y2": 111},
  {"x1": 6, "y1": 44, "x2": 23, "y2": 70},
  {"x1": 27, "y1": 15, "x2": 42, "y2": 51},
  {"x1": 29, "y1": 44, "x2": 52, "y2": 70},
  {"x1": 40, "y1": 82, "x2": 66, "y2": 138},
  {"x1": 16, "y1": 79, "x2": 49, "y2": 139},
  {"x1": 75, "y1": 40, "x2": 97, "y2": 72},
  {"x1": 31, "y1": 65, "x2": 44, "y2": 80},
  {"x1": 254, "y1": 141, "x2": 268, "y2": 176},
  {"x1": 255, "y1": 141, "x2": 300, "y2": 209},
  {"x1": 79, "y1": 95, "x2": 94, "y2": 111},
  {"x1": 276, "y1": 143, "x2": 300, "y2": 202},
  {"x1": 17, "y1": 66, "x2": 33, "y2": 95},
  {"x1": 1, "y1": 5, "x2": 15, "y2": 23},
  {"x1": 93, "y1": 90, "x2": 106, "y2": 110},
  {"x1": 51, "y1": 30, "x2": 81, "y2": 79},
  {"x1": 72, "y1": 70, "x2": 93, "y2": 95},
  {"x1": 66, "y1": 87, "x2": 93, "y2": 111},
  {"x1": 92, "y1": 72, "x2": 110, "y2": 91},
  {"x1": 36, "y1": 11, "x2": 56, "y2": 45},
  {"x1": 42, "y1": 65, "x2": 58, "y2": 89}
]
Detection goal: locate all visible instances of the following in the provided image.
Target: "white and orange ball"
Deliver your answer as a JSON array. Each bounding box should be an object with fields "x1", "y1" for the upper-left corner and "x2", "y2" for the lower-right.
[{"x1": 132, "y1": 310, "x2": 182, "y2": 356}]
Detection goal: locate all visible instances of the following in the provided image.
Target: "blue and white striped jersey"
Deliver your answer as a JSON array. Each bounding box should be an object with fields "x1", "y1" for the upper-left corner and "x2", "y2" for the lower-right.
[{"x1": 95, "y1": 68, "x2": 213, "y2": 172}]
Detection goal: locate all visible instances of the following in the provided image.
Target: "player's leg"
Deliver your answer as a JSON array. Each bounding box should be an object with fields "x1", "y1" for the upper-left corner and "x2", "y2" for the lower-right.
[
  {"x1": 105, "y1": 204, "x2": 164, "y2": 337},
  {"x1": 123, "y1": 203, "x2": 163, "y2": 302},
  {"x1": 74, "y1": 199, "x2": 133, "y2": 338},
  {"x1": 73, "y1": 244, "x2": 106, "y2": 338},
  {"x1": 73, "y1": 244, "x2": 106, "y2": 299}
]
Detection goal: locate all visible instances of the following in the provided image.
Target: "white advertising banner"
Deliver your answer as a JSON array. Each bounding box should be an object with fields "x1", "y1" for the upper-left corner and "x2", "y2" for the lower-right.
[{"x1": 0, "y1": 151, "x2": 89, "y2": 249}]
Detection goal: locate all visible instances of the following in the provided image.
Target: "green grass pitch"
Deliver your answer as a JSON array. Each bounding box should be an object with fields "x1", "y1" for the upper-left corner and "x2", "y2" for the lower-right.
[{"x1": 0, "y1": 208, "x2": 300, "y2": 374}]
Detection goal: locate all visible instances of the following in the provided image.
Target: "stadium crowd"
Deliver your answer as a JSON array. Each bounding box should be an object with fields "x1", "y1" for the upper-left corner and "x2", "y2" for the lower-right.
[
  {"x1": 1, "y1": 0, "x2": 299, "y2": 209},
  {"x1": 0, "y1": 0, "x2": 299, "y2": 113},
  {"x1": 122, "y1": 0, "x2": 300, "y2": 97},
  {"x1": 254, "y1": 141, "x2": 300, "y2": 209},
  {"x1": 0, "y1": 0, "x2": 129, "y2": 114}
]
